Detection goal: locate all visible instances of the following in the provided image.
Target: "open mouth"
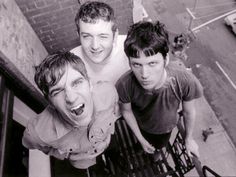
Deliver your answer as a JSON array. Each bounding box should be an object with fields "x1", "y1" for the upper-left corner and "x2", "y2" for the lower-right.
[{"x1": 71, "y1": 104, "x2": 85, "y2": 116}]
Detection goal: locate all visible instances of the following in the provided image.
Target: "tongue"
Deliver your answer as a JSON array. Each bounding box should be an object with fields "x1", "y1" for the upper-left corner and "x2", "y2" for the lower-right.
[
  {"x1": 74, "y1": 108, "x2": 83, "y2": 116},
  {"x1": 73, "y1": 104, "x2": 85, "y2": 116}
]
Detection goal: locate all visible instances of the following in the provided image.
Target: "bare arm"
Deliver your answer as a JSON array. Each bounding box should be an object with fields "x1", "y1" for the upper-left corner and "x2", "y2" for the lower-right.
[
  {"x1": 182, "y1": 99, "x2": 199, "y2": 157},
  {"x1": 120, "y1": 102, "x2": 155, "y2": 153}
]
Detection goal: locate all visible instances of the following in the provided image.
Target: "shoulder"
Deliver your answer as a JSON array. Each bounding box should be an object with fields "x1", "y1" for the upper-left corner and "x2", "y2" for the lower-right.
[
  {"x1": 114, "y1": 35, "x2": 127, "y2": 54},
  {"x1": 167, "y1": 62, "x2": 197, "y2": 82},
  {"x1": 117, "y1": 35, "x2": 127, "y2": 43},
  {"x1": 28, "y1": 106, "x2": 56, "y2": 131},
  {"x1": 116, "y1": 70, "x2": 133, "y2": 87},
  {"x1": 115, "y1": 71, "x2": 138, "y2": 103},
  {"x1": 70, "y1": 45, "x2": 82, "y2": 57},
  {"x1": 167, "y1": 62, "x2": 203, "y2": 100},
  {"x1": 23, "y1": 106, "x2": 58, "y2": 146},
  {"x1": 92, "y1": 81, "x2": 118, "y2": 111}
]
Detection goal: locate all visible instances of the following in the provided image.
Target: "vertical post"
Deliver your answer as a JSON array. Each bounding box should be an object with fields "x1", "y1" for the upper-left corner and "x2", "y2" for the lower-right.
[
  {"x1": 0, "y1": 74, "x2": 14, "y2": 177},
  {"x1": 132, "y1": 0, "x2": 149, "y2": 23},
  {"x1": 188, "y1": 0, "x2": 198, "y2": 31}
]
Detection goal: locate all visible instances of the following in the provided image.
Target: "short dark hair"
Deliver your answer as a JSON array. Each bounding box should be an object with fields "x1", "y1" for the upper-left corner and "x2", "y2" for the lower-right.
[
  {"x1": 124, "y1": 21, "x2": 169, "y2": 59},
  {"x1": 75, "y1": 1, "x2": 117, "y2": 33},
  {"x1": 34, "y1": 51, "x2": 88, "y2": 98}
]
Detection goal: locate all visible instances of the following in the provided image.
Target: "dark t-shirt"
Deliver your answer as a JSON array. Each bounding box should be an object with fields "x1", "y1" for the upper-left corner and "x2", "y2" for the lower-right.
[{"x1": 116, "y1": 63, "x2": 203, "y2": 134}]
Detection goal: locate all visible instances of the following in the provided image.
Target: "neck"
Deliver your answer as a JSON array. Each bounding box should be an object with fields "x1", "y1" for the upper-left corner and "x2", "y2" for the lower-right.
[{"x1": 154, "y1": 69, "x2": 167, "y2": 90}]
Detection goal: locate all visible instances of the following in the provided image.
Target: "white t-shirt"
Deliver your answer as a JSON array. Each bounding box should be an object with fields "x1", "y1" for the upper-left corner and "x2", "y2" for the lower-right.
[{"x1": 70, "y1": 35, "x2": 130, "y2": 85}]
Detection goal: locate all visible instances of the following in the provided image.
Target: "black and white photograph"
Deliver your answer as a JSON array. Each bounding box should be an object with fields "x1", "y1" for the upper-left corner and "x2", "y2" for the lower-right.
[{"x1": 1, "y1": 0, "x2": 236, "y2": 176}]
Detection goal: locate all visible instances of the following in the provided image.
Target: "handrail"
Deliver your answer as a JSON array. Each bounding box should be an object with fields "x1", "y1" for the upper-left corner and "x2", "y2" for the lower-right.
[
  {"x1": 0, "y1": 53, "x2": 51, "y2": 177},
  {"x1": 177, "y1": 111, "x2": 204, "y2": 177},
  {"x1": 0, "y1": 74, "x2": 14, "y2": 177},
  {"x1": 202, "y1": 165, "x2": 221, "y2": 177},
  {"x1": 0, "y1": 51, "x2": 48, "y2": 113}
]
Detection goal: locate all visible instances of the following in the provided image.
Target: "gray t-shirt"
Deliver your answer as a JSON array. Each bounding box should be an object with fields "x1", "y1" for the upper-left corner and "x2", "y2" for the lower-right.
[{"x1": 116, "y1": 63, "x2": 203, "y2": 134}]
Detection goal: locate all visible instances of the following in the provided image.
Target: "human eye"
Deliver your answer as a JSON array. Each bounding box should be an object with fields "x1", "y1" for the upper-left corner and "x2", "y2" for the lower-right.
[
  {"x1": 73, "y1": 78, "x2": 84, "y2": 87},
  {"x1": 81, "y1": 34, "x2": 91, "y2": 39},
  {"x1": 50, "y1": 89, "x2": 63, "y2": 97},
  {"x1": 149, "y1": 61, "x2": 158, "y2": 66},
  {"x1": 132, "y1": 63, "x2": 141, "y2": 68},
  {"x1": 100, "y1": 35, "x2": 109, "y2": 39}
]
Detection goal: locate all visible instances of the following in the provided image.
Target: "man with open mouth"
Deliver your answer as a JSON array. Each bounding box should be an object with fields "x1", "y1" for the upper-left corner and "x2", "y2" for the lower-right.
[{"x1": 22, "y1": 51, "x2": 120, "y2": 171}]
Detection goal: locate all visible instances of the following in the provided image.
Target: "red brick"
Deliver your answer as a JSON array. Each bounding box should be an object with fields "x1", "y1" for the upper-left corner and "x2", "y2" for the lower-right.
[
  {"x1": 54, "y1": 8, "x2": 74, "y2": 18},
  {"x1": 33, "y1": 13, "x2": 53, "y2": 23},
  {"x1": 25, "y1": 8, "x2": 44, "y2": 18},
  {"x1": 59, "y1": 0, "x2": 78, "y2": 8},
  {"x1": 35, "y1": 1, "x2": 46, "y2": 8},
  {"x1": 44, "y1": 0, "x2": 57, "y2": 5},
  {"x1": 39, "y1": 3, "x2": 61, "y2": 14},
  {"x1": 26, "y1": 2, "x2": 37, "y2": 10},
  {"x1": 40, "y1": 35, "x2": 52, "y2": 42},
  {"x1": 30, "y1": 21, "x2": 49, "y2": 29},
  {"x1": 17, "y1": 5, "x2": 28, "y2": 13},
  {"x1": 39, "y1": 30, "x2": 54, "y2": 37},
  {"x1": 40, "y1": 25, "x2": 54, "y2": 32}
]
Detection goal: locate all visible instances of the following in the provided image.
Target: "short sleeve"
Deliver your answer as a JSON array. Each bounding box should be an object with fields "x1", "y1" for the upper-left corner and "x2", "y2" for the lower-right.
[
  {"x1": 181, "y1": 71, "x2": 203, "y2": 101},
  {"x1": 115, "y1": 75, "x2": 132, "y2": 104}
]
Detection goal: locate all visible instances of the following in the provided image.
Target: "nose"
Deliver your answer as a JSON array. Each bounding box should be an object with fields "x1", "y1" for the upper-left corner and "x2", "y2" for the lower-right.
[
  {"x1": 141, "y1": 66, "x2": 149, "y2": 80},
  {"x1": 65, "y1": 88, "x2": 76, "y2": 105},
  {"x1": 91, "y1": 37, "x2": 99, "y2": 50}
]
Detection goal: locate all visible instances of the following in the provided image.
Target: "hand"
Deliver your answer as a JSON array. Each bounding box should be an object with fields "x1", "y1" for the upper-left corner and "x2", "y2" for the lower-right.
[
  {"x1": 140, "y1": 138, "x2": 155, "y2": 154},
  {"x1": 185, "y1": 138, "x2": 200, "y2": 158}
]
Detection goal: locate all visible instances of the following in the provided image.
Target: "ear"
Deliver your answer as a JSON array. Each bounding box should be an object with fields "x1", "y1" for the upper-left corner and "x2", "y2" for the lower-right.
[
  {"x1": 113, "y1": 29, "x2": 119, "y2": 47},
  {"x1": 164, "y1": 53, "x2": 170, "y2": 67}
]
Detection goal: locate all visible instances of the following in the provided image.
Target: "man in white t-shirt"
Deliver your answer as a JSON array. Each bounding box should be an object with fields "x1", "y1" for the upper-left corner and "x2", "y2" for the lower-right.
[{"x1": 71, "y1": 1, "x2": 130, "y2": 84}]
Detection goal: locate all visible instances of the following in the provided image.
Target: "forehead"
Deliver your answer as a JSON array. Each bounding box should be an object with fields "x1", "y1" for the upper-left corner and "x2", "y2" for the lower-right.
[
  {"x1": 79, "y1": 19, "x2": 113, "y2": 34},
  {"x1": 130, "y1": 52, "x2": 164, "y2": 63},
  {"x1": 49, "y1": 66, "x2": 86, "y2": 89}
]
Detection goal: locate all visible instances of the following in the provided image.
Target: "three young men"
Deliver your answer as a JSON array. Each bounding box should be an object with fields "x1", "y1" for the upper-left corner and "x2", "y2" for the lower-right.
[
  {"x1": 23, "y1": 1, "x2": 202, "y2": 173},
  {"x1": 116, "y1": 21, "x2": 202, "y2": 158}
]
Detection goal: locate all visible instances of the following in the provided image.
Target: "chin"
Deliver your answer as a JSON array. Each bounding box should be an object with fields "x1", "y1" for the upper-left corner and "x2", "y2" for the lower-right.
[
  {"x1": 142, "y1": 85, "x2": 154, "y2": 90},
  {"x1": 77, "y1": 118, "x2": 92, "y2": 127},
  {"x1": 91, "y1": 58, "x2": 105, "y2": 64}
]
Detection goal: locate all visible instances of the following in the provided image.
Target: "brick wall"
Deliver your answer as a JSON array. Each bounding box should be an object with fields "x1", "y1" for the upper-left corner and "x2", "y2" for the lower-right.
[{"x1": 15, "y1": 0, "x2": 133, "y2": 54}]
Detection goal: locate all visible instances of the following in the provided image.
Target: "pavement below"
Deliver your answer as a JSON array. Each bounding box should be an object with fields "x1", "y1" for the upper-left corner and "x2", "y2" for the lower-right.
[
  {"x1": 167, "y1": 60, "x2": 236, "y2": 176},
  {"x1": 139, "y1": 0, "x2": 236, "y2": 175}
]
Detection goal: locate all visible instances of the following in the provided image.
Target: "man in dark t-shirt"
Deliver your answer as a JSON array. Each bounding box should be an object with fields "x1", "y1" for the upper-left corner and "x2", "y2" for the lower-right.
[{"x1": 116, "y1": 21, "x2": 203, "y2": 159}]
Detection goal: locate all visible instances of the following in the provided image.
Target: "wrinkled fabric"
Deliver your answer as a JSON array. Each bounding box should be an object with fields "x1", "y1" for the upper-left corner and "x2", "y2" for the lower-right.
[
  {"x1": 22, "y1": 82, "x2": 119, "y2": 169},
  {"x1": 116, "y1": 62, "x2": 203, "y2": 134}
]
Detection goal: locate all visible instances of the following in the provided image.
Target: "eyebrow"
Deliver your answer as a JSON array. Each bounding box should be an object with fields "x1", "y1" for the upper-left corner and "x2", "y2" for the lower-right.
[
  {"x1": 49, "y1": 76, "x2": 85, "y2": 95},
  {"x1": 80, "y1": 32, "x2": 110, "y2": 36},
  {"x1": 71, "y1": 77, "x2": 84, "y2": 86},
  {"x1": 49, "y1": 87, "x2": 63, "y2": 96}
]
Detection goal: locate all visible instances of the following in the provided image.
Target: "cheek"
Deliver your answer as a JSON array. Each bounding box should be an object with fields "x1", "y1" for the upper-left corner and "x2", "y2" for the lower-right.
[
  {"x1": 51, "y1": 97, "x2": 64, "y2": 110},
  {"x1": 132, "y1": 69, "x2": 142, "y2": 79},
  {"x1": 81, "y1": 39, "x2": 91, "y2": 48},
  {"x1": 103, "y1": 40, "x2": 114, "y2": 49},
  {"x1": 153, "y1": 65, "x2": 164, "y2": 73}
]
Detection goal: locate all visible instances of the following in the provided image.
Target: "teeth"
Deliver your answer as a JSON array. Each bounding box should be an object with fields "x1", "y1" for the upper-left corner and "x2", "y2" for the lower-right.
[
  {"x1": 71, "y1": 104, "x2": 85, "y2": 116},
  {"x1": 71, "y1": 104, "x2": 83, "y2": 111}
]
